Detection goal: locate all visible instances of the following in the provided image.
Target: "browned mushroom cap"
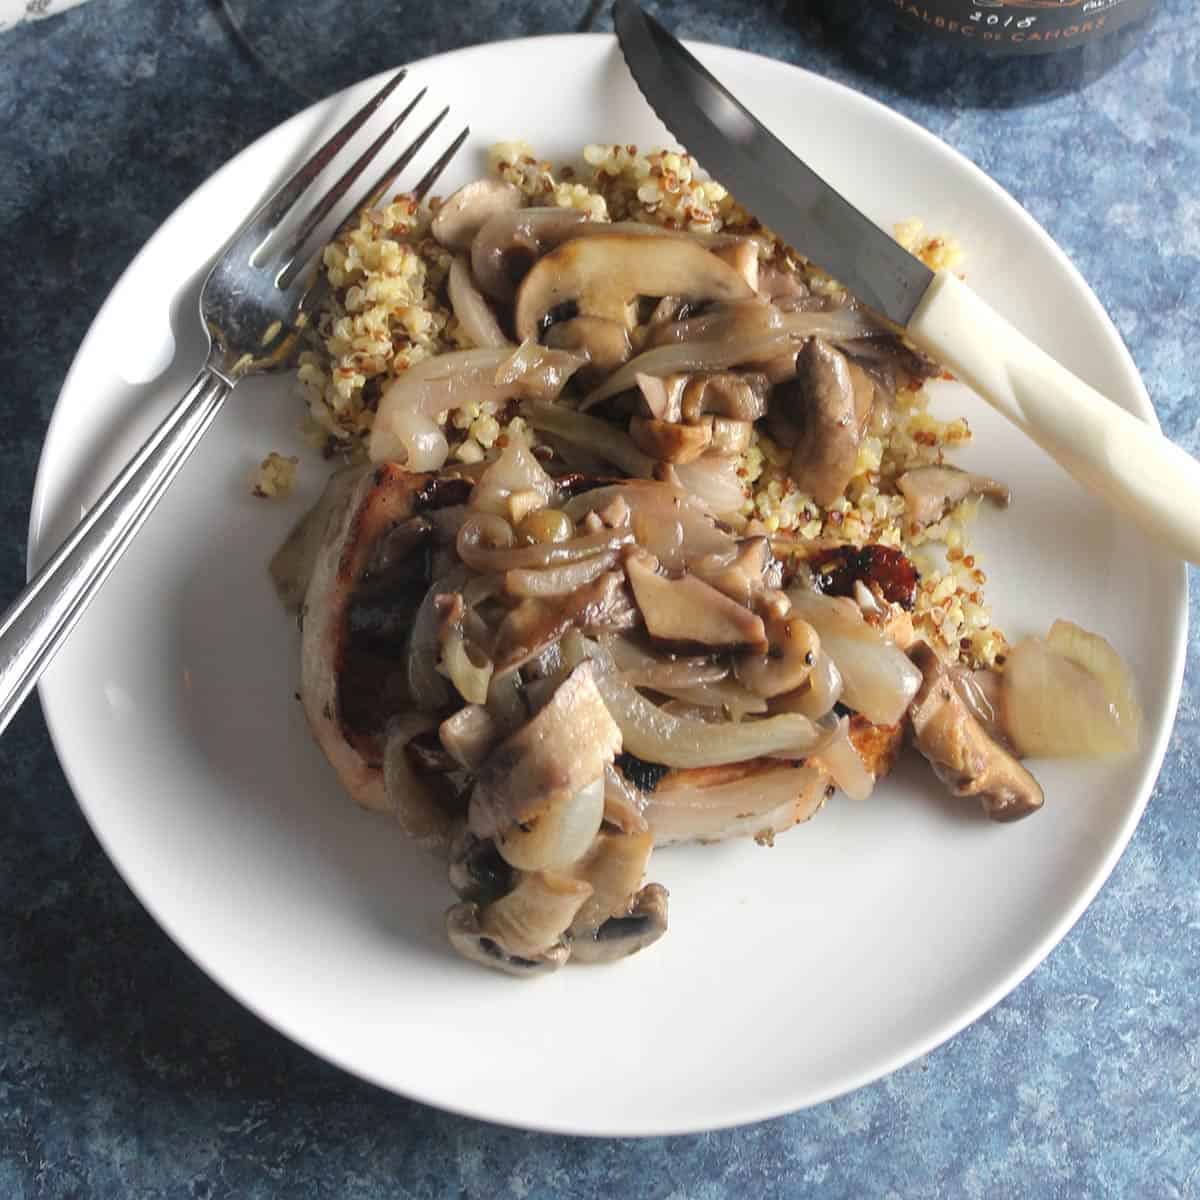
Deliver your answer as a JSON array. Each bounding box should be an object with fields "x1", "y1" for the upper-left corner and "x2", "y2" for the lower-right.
[
  {"x1": 735, "y1": 612, "x2": 821, "y2": 698},
  {"x1": 471, "y1": 206, "x2": 592, "y2": 302},
  {"x1": 545, "y1": 315, "x2": 632, "y2": 373},
  {"x1": 896, "y1": 465, "x2": 1011, "y2": 527},
  {"x1": 431, "y1": 178, "x2": 524, "y2": 251},
  {"x1": 908, "y1": 642, "x2": 1044, "y2": 822},
  {"x1": 783, "y1": 339, "x2": 875, "y2": 507},
  {"x1": 625, "y1": 551, "x2": 767, "y2": 648},
  {"x1": 514, "y1": 235, "x2": 757, "y2": 342}
]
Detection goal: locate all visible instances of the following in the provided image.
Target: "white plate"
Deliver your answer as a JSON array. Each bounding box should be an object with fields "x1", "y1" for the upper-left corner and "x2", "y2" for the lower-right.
[{"x1": 30, "y1": 35, "x2": 1187, "y2": 1136}]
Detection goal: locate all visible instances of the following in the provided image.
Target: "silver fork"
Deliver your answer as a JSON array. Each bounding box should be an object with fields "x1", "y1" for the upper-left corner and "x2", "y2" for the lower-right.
[{"x1": 0, "y1": 71, "x2": 467, "y2": 737}]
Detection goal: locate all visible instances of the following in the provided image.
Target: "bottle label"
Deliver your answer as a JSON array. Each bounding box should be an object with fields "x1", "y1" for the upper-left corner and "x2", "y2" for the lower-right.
[{"x1": 880, "y1": 0, "x2": 1153, "y2": 54}]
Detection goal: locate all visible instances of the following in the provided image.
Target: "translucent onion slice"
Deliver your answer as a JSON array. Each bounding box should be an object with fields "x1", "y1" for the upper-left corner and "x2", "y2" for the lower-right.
[
  {"x1": 592, "y1": 670, "x2": 826, "y2": 768},
  {"x1": 494, "y1": 776, "x2": 606, "y2": 871},
  {"x1": 447, "y1": 255, "x2": 509, "y2": 349},
  {"x1": 673, "y1": 453, "x2": 747, "y2": 517},
  {"x1": 368, "y1": 405, "x2": 450, "y2": 470},
  {"x1": 407, "y1": 565, "x2": 469, "y2": 711},
  {"x1": 468, "y1": 430, "x2": 557, "y2": 518},
  {"x1": 1002, "y1": 620, "x2": 1141, "y2": 758},
  {"x1": 806, "y1": 717, "x2": 874, "y2": 801},
  {"x1": 787, "y1": 587, "x2": 921, "y2": 726},
  {"x1": 522, "y1": 400, "x2": 656, "y2": 478}
]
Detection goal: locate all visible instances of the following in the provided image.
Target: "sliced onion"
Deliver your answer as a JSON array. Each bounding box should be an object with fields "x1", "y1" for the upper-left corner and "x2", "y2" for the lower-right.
[
  {"x1": 458, "y1": 514, "x2": 631, "y2": 572},
  {"x1": 438, "y1": 705, "x2": 499, "y2": 769},
  {"x1": 568, "y1": 827, "x2": 655, "y2": 935},
  {"x1": 495, "y1": 776, "x2": 605, "y2": 871},
  {"x1": 448, "y1": 255, "x2": 510, "y2": 349},
  {"x1": 772, "y1": 650, "x2": 843, "y2": 720},
  {"x1": 584, "y1": 309, "x2": 880, "y2": 408},
  {"x1": 602, "y1": 763, "x2": 649, "y2": 834},
  {"x1": 806, "y1": 717, "x2": 874, "y2": 801},
  {"x1": 787, "y1": 587, "x2": 921, "y2": 726},
  {"x1": 592, "y1": 669, "x2": 826, "y2": 768},
  {"x1": 644, "y1": 299, "x2": 784, "y2": 348},
  {"x1": 440, "y1": 625, "x2": 493, "y2": 706},
  {"x1": 468, "y1": 430, "x2": 558, "y2": 518},
  {"x1": 407, "y1": 565, "x2": 469, "y2": 711},
  {"x1": 374, "y1": 348, "x2": 513, "y2": 430},
  {"x1": 368, "y1": 404, "x2": 450, "y2": 470},
  {"x1": 522, "y1": 400, "x2": 656, "y2": 479},
  {"x1": 673, "y1": 453, "x2": 747, "y2": 517},
  {"x1": 605, "y1": 635, "x2": 728, "y2": 690},
  {"x1": 479, "y1": 869, "x2": 594, "y2": 958},
  {"x1": 1002, "y1": 620, "x2": 1141, "y2": 758},
  {"x1": 563, "y1": 481, "x2": 735, "y2": 571},
  {"x1": 644, "y1": 763, "x2": 827, "y2": 846},
  {"x1": 653, "y1": 679, "x2": 768, "y2": 718},
  {"x1": 485, "y1": 667, "x2": 527, "y2": 738},
  {"x1": 505, "y1": 551, "x2": 619, "y2": 598},
  {"x1": 494, "y1": 339, "x2": 588, "y2": 400}
]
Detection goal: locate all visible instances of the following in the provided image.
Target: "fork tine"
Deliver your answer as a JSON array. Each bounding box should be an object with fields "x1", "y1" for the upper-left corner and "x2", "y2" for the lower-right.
[
  {"x1": 239, "y1": 68, "x2": 408, "y2": 250},
  {"x1": 275, "y1": 87, "x2": 429, "y2": 277},
  {"x1": 413, "y1": 125, "x2": 471, "y2": 200},
  {"x1": 277, "y1": 107, "x2": 454, "y2": 290}
]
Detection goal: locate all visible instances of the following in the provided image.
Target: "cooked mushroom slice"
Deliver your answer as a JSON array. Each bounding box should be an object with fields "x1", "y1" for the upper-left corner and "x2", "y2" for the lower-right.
[
  {"x1": 908, "y1": 642, "x2": 1044, "y2": 823},
  {"x1": 735, "y1": 612, "x2": 821, "y2": 698},
  {"x1": 629, "y1": 415, "x2": 713, "y2": 463},
  {"x1": 693, "y1": 536, "x2": 782, "y2": 610},
  {"x1": 470, "y1": 662, "x2": 621, "y2": 868},
  {"x1": 680, "y1": 371, "x2": 770, "y2": 424},
  {"x1": 447, "y1": 255, "x2": 509, "y2": 349},
  {"x1": 514, "y1": 234, "x2": 756, "y2": 342},
  {"x1": 625, "y1": 551, "x2": 767, "y2": 648},
  {"x1": 492, "y1": 570, "x2": 635, "y2": 672},
  {"x1": 431, "y1": 178, "x2": 524, "y2": 251},
  {"x1": 770, "y1": 649, "x2": 844, "y2": 720},
  {"x1": 709, "y1": 417, "x2": 752, "y2": 455},
  {"x1": 567, "y1": 828, "x2": 653, "y2": 935},
  {"x1": 573, "y1": 882, "x2": 669, "y2": 964},
  {"x1": 634, "y1": 371, "x2": 688, "y2": 422},
  {"x1": 300, "y1": 463, "x2": 430, "y2": 814},
  {"x1": 448, "y1": 829, "x2": 515, "y2": 905},
  {"x1": 545, "y1": 316, "x2": 632, "y2": 373},
  {"x1": 644, "y1": 760, "x2": 831, "y2": 846},
  {"x1": 783, "y1": 339, "x2": 876, "y2": 506},
  {"x1": 472, "y1": 206, "x2": 592, "y2": 302},
  {"x1": 446, "y1": 899, "x2": 571, "y2": 978},
  {"x1": 269, "y1": 464, "x2": 368, "y2": 612},
  {"x1": 757, "y1": 262, "x2": 809, "y2": 303},
  {"x1": 439, "y1": 704, "x2": 500, "y2": 769},
  {"x1": 896, "y1": 465, "x2": 1011, "y2": 527}
]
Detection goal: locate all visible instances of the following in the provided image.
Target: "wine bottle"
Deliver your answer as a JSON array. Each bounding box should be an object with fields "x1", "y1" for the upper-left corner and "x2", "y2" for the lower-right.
[{"x1": 813, "y1": 0, "x2": 1156, "y2": 105}]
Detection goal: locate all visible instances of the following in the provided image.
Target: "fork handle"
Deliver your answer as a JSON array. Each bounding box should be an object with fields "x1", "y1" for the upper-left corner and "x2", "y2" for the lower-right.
[{"x1": 0, "y1": 367, "x2": 231, "y2": 737}]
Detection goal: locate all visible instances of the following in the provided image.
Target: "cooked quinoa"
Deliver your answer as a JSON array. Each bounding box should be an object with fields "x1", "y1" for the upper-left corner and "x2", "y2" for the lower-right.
[
  {"x1": 294, "y1": 141, "x2": 1003, "y2": 668},
  {"x1": 252, "y1": 451, "x2": 299, "y2": 499}
]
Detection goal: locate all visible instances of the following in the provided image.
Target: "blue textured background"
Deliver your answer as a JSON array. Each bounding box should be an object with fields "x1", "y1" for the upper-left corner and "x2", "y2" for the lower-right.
[{"x1": 1, "y1": 1, "x2": 1197, "y2": 1194}]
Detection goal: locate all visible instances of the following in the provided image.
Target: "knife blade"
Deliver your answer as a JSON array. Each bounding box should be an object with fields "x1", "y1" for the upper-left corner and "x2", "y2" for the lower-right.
[
  {"x1": 612, "y1": 0, "x2": 1200, "y2": 565},
  {"x1": 612, "y1": 0, "x2": 933, "y2": 326}
]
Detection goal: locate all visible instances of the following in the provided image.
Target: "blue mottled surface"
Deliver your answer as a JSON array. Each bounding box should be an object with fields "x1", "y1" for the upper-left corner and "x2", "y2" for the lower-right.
[{"x1": 1, "y1": 0, "x2": 1197, "y2": 1194}]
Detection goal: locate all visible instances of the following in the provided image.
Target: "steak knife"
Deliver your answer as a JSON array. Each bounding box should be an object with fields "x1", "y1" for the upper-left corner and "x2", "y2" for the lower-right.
[{"x1": 613, "y1": 0, "x2": 1200, "y2": 565}]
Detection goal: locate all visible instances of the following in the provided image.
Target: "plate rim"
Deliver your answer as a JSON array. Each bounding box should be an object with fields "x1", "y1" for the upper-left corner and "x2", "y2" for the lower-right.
[{"x1": 28, "y1": 33, "x2": 1190, "y2": 1136}]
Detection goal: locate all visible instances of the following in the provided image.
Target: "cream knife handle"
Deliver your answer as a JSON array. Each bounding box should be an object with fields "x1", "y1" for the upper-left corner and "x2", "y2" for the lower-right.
[{"x1": 906, "y1": 270, "x2": 1200, "y2": 565}]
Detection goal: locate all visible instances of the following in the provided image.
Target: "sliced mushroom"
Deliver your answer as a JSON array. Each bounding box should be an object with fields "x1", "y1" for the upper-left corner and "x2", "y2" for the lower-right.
[
  {"x1": 431, "y1": 178, "x2": 524, "y2": 251},
  {"x1": 482, "y1": 870, "x2": 594, "y2": 958},
  {"x1": 567, "y1": 828, "x2": 654, "y2": 936},
  {"x1": 472, "y1": 206, "x2": 592, "y2": 302},
  {"x1": 571, "y1": 882, "x2": 669, "y2": 964},
  {"x1": 709, "y1": 417, "x2": 752, "y2": 455},
  {"x1": 446, "y1": 899, "x2": 570, "y2": 977},
  {"x1": 896, "y1": 466, "x2": 1011, "y2": 527},
  {"x1": 492, "y1": 569, "x2": 636, "y2": 672},
  {"x1": 448, "y1": 830, "x2": 515, "y2": 905},
  {"x1": 625, "y1": 551, "x2": 767, "y2": 648},
  {"x1": 735, "y1": 612, "x2": 821, "y2": 698},
  {"x1": 629, "y1": 415, "x2": 713, "y2": 463},
  {"x1": 680, "y1": 371, "x2": 770, "y2": 423},
  {"x1": 635, "y1": 372, "x2": 688, "y2": 422},
  {"x1": 908, "y1": 642, "x2": 1044, "y2": 823},
  {"x1": 545, "y1": 316, "x2": 632, "y2": 373},
  {"x1": 783, "y1": 339, "x2": 875, "y2": 506},
  {"x1": 514, "y1": 234, "x2": 756, "y2": 342},
  {"x1": 693, "y1": 536, "x2": 780, "y2": 610},
  {"x1": 469, "y1": 662, "x2": 621, "y2": 851}
]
